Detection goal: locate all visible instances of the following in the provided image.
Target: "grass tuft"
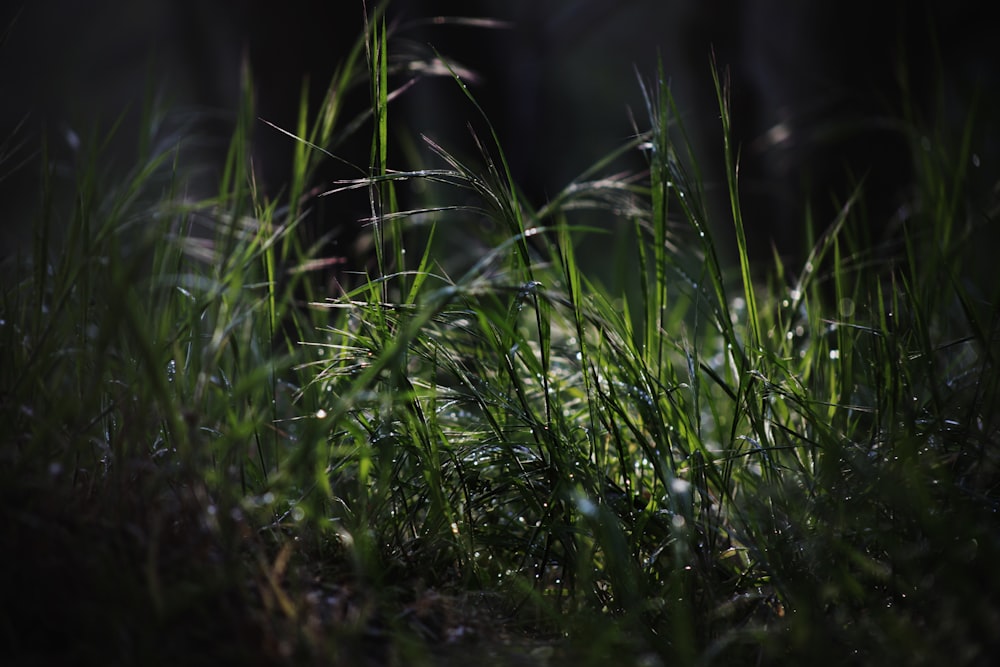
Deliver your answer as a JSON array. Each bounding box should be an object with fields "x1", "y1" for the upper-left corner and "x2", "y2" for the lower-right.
[{"x1": 3, "y1": 5, "x2": 998, "y2": 666}]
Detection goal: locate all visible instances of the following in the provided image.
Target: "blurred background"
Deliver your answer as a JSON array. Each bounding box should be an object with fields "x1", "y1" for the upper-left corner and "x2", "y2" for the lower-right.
[{"x1": 1, "y1": 0, "x2": 996, "y2": 273}]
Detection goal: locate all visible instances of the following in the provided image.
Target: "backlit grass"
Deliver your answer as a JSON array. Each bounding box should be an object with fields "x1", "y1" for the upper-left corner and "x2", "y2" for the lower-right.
[{"x1": 2, "y1": 5, "x2": 998, "y2": 666}]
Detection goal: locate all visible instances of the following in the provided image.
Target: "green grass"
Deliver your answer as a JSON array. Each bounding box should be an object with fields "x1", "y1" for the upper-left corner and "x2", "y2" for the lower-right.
[{"x1": 3, "y1": 8, "x2": 999, "y2": 667}]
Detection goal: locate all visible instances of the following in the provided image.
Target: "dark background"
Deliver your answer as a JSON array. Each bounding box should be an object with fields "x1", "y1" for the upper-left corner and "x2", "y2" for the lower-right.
[{"x1": 2, "y1": 1, "x2": 996, "y2": 271}]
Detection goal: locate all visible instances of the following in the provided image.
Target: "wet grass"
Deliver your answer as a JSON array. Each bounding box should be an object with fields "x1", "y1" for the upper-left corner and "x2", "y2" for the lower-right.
[{"x1": 3, "y1": 7, "x2": 999, "y2": 666}]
